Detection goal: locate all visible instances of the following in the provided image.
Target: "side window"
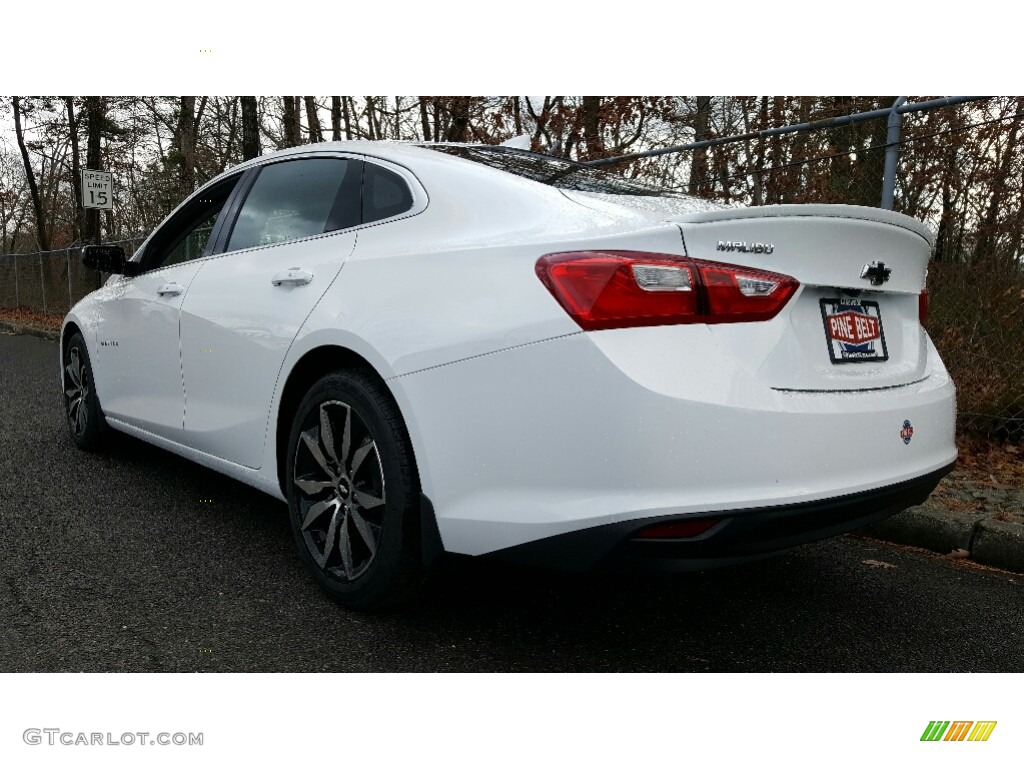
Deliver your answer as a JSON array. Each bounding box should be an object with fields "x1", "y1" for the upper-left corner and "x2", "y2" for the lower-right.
[
  {"x1": 144, "y1": 174, "x2": 241, "y2": 271},
  {"x1": 226, "y1": 158, "x2": 359, "y2": 252},
  {"x1": 363, "y1": 163, "x2": 414, "y2": 224}
]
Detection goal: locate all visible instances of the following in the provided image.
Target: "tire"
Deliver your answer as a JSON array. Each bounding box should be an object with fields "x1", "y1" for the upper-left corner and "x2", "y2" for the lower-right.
[
  {"x1": 63, "y1": 332, "x2": 109, "y2": 451},
  {"x1": 286, "y1": 369, "x2": 426, "y2": 610}
]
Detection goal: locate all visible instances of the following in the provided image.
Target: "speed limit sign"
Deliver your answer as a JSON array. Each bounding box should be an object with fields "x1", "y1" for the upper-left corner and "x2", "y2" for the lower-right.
[{"x1": 82, "y1": 169, "x2": 113, "y2": 210}]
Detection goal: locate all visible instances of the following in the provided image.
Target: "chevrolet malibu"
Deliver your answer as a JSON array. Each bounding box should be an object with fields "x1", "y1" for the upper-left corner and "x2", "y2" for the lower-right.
[{"x1": 61, "y1": 141, "x2": 957, "y2": 608}]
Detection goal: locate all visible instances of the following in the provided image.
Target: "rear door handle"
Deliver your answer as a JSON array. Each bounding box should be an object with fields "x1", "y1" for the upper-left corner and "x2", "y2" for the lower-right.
[
  {"x1": 156, "y1": 282, "x2": 184, "y2": 297},
  {"x1": 271, "y1": 267, "x2": 314, "y2": 287}
]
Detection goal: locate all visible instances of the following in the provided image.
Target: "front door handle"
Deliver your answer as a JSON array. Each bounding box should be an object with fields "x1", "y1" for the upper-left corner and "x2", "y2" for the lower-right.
[
  {"x1": 156, "y1": 282, "x2": 184, "y2": 297},
  {"x1": 271, "y1": 267, "x2": 314, "y2": 287}
]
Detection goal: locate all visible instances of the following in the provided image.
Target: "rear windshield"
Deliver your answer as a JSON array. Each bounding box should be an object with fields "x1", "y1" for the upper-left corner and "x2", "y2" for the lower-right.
[{"x1": 424, "y1": 144, "x2": 677, "y2": 197}]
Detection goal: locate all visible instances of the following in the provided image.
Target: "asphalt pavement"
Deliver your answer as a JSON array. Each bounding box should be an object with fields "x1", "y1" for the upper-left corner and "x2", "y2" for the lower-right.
[{"x1": 1, "y1": 331, "x2": 1021, "y2": 672}]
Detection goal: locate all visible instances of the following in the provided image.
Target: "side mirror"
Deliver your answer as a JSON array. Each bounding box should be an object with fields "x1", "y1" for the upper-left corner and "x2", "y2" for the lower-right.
[{"x1": 82, "y1": 245, "x2": 139, "y2": 275}]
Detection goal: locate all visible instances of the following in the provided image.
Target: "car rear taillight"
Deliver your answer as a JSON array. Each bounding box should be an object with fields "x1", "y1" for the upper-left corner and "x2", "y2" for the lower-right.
[
  {"x1": 919, "y1": 289, "x2": 929, "y2": 325},
  {"x1": 535, "y1": 251, "x2": 798, "y2": 331}
]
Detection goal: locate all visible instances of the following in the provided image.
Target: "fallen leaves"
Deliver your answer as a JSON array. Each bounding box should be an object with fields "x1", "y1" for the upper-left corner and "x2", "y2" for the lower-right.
[{"x1": 0, "y1": 307, "x2": 63, "y2": 332}]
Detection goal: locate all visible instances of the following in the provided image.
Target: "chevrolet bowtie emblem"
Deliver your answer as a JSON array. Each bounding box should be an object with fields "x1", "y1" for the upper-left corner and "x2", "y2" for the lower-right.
[{"x1": 860, "y1": 261, "x2": 892, "y2": 286}]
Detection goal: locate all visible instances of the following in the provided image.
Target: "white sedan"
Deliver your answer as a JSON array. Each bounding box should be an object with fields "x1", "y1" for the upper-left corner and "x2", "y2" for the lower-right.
[{"x1": 61, "y1": 141, "x2": 957, "y2": 608}]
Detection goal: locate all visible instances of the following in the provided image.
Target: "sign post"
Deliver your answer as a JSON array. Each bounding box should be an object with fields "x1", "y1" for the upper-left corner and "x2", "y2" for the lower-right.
[{"x1": 81, "y1": 169, "x2": 113, "y2": 211}]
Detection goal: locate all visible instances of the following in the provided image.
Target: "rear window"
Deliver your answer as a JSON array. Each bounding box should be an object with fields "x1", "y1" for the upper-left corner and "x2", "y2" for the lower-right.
[
  {"x1": 363, "y1": 163, "x2": 414, "y2": 224},
  {"x1": 424, "y1": 144, "x2": 677, "y2": 197}
]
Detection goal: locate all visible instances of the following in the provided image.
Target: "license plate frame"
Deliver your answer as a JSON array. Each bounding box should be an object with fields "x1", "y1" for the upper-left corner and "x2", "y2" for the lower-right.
[{"x1": 819, "y1": 298, "x2": 889, "y2": 364}]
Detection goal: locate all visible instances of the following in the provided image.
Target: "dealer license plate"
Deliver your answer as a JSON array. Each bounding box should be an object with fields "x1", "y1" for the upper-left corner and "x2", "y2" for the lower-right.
[{"x1": 819, "y1": 298, "x2": 889, "y2": 364}]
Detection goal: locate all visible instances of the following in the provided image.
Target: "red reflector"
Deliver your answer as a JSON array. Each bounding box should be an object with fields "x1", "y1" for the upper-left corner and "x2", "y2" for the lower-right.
[
  {"x1": 536, "y1": 251, "x2": 798, "y2": 330},
  {"x1": 634, "y1": 518, "x2": 720, "y2": 539},
  {"x1": 919, "y1": 289, "x2": 929, "y2": 325}
]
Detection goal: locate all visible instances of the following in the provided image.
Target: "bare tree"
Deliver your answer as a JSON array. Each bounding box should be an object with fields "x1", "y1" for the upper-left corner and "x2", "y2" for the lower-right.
[
  {"x1": 12, "y1": 96, "x2": 49, "y2": 251},
  {"x1": 83, "y1": 96, "x2": 104, "y2": 245},
  {"x1": 64, "y1": 97, "x2": 84, "y2": 243},
  {"x1": 305, "y1": 97, "x2": 323, "y2": 143},
  {"x1": 241, "y1": 96, "x2": 260, "y2": 159},
  {"x1": 419, "y1": 97, "x2": 432, "y2": 141},
  {"x1": 688, "y1": 97, "x2": 711, "y2": 197},
  {"x1": 581, "y1": 96, "x2": 603, "y2": 160},
  {"x1": 176, "y1": 96, "x2": 197, "y2": 198},
  {"x1": 282, "y1": 97, "x2": 299, "y2": 147},
  {"x1": 331, "y1": 97, "x2": 342, "y2": 141}
]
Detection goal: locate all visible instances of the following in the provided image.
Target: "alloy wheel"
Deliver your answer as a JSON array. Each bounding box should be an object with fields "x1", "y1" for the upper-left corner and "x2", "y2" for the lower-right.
[
  {"x1": 293, "y1": 400, "x2": 386, "y2": 582},
  {"x1": 64, "y1": 347, "x2": 89, "y2": 438}
]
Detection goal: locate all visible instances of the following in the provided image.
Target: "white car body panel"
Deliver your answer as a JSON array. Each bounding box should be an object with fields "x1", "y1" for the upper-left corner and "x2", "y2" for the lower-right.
[
  {"x1": 89, "y1": 261, "x2": 204, "y2": 438},
  {"x1": 179, "y1": 230, "x2": 357, "y2": 468},
  {"x1": 397, "y1": 325, "x2": 955, "y2": 556},
  {"x1": 61, "y1": 140, "x2": 957, "y2": 564}
]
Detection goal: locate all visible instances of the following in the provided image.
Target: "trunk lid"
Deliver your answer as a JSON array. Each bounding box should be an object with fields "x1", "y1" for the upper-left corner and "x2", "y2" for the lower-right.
[
  {"x1": 562, "y1": 192, "x2": 936, "y2": 392},
  {"x1": 676, "y1": 205, "x2": 934, "y2": 391}
]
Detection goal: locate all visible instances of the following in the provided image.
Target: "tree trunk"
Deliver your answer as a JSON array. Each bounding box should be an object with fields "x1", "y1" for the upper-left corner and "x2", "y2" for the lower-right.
[
  {"x1": 688, "y1": 97, "x2": 711, "y2": 197},
  {"x1": 84, "y1": 97, "x2": 104, "y2": 246},
  {"x1": 293, "y1": 96, "x2": 303, "y2": 143},
  {"x1": 65, "y1": 97, "x2": 85, "y2": 244},
  {"x1": 331, "y1": 97, "x2": 342, "y2": 141},
  {"x1": 581, "y1": 96, "x2": 603, "y2": 160},
  {"x1": 12, "y1": 96, "x2": 49, "y2": 251},
  {"x1": 791, "y1": 96, "x2": 811, "y2": 201},
  {"x1": 241, "y1": 96, "x2": 260, "y2": 159},
  {"x1": 364, "y1": 98, "x2": 376, "y2": 140},
  {"x1": 768, "y1": 96, "x2": 787, "y2": 203},
  {"x1": 343, "y1": 97, "x2": 352, "y2": 140},
  {"x1": 444, "y1": 97, "x2": 471, "y2": 142},
  {"x1": 177, "y1": 96, "x2": 196, "y2": 199},
  {"x1": 304, "y1": 97, "x2": 323, "y2": 143},
  {"x1": 741, "y1": 98, "x2": 763, "y2": 207},
  {"x1": 282, "y1": 97, "x2": 299, "y2": 147},
  {"x1": 933, "y1": 150, "x2": 955, "y2": 263},
  {"x1": 419, "y1": 97, "x2": 432, "y2": 141}
]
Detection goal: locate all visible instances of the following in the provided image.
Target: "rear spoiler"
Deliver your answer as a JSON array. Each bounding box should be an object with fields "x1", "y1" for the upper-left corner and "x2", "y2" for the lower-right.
[{"x1": 671, "y1": 204, "x2": 935, "y2": 247}]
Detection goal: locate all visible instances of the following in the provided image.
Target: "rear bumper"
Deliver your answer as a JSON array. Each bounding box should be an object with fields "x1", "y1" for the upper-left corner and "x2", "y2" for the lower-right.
[
  {"x1": 489, "y1": 460, "x2": 955, "y2": 571},
  {"x1": 397, "y1": 327, "x2": 957, "y2": 557}
]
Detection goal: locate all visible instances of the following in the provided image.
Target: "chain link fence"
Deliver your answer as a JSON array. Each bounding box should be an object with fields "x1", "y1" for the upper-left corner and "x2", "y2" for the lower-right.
[
  {"x1": 1, "y1": 98, "x2": 1021, "y2": 440},
  {"x1": 665, "y1": 99, "x2": 1024, "y2": 441},
  {"x1": 0, "y1": 238, "x2": 143, "y2": 317}
]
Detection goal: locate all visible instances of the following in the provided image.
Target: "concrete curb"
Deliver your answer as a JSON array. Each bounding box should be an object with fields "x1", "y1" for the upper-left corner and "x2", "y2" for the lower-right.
[
  {"x1": 0, "y1": 319, "x2": 60, "y2": 341},
  {"x1": 971, "y1": 519, "x2": 1024, "y2": 573},
  {"x1": 866, "y1": 503, "x2": 1024, "y2": 574}
]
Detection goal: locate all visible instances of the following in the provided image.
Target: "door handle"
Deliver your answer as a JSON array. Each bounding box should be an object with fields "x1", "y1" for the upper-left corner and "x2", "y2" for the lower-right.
[
  {"x1": 156, "y1": 282, "x2": 184, "y2": 297},
  {"x1": 271, "y1": 267, "x2": 313, "y2": 287}
]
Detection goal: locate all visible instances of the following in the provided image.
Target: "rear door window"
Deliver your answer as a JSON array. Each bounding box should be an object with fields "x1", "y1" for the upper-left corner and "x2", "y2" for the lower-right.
[{"x1": 226, "y1": 158, "x2": 360, "y2": 252}]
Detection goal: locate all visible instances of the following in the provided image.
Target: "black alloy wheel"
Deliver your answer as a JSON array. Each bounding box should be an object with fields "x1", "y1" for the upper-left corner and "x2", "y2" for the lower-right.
[
  {"x1": 286, "y1": 370, "x2": 426, "y2": 609},
  {"x1": 63, "y1": 332, "x2": 109, "y2": 450}
]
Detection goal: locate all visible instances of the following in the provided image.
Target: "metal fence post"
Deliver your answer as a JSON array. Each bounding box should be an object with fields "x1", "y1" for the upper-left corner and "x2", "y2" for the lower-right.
[
  {"x1": 67, "y1": 249, "x2": 73, "y2": 310},
  {"x1": 881, "y1": 96, "x2": 908, "y2": 210},
  {"x1": 39, "y1": 252, "x2": 46, "y2": 314},
  {"x1": 13, "y1": 254, "x2": 18, "y2": 307}
]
